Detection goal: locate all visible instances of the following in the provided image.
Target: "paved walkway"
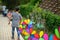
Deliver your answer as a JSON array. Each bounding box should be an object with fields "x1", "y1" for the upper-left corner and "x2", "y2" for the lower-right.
[{"x1": 0, "y1": 15, "x2": 24, "y2": 40}]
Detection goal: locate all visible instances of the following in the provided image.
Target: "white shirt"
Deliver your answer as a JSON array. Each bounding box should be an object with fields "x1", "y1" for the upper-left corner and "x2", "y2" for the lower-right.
[
  {"x1": 4, "y1": 9, "x2": 8, "y2": 14},
  {"x1": 2, "y1": 6, "x2": 6, "y2": 11}
]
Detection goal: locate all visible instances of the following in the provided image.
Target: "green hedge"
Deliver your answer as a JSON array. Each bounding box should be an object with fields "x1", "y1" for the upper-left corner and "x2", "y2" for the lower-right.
[
  {"x1": 32, "y1": 7, "x2": 60, "y2": 33},
  {"x1": 29, "y1": 0, "x2": 41, "y2": 5},
  {"x1": 19, "y1": 0, "x2": 42, "y2": 17},
  {"x1": 20, "y1": 4, "x2": 34, "y2": 17}
]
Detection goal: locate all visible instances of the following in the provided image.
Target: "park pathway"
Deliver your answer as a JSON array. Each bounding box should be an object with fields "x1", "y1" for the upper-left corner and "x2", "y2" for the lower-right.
[{"x1": 0, "y1": 15, "x2": 24, "y2": 40}]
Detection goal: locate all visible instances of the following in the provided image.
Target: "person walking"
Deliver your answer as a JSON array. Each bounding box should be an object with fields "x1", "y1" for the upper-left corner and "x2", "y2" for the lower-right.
[
  {"x1": 2, "y1": 5, "x2": 6, "y2": 16},
  {"x1": 7, "y1": 8, "x2": 22, "y2": 40}
]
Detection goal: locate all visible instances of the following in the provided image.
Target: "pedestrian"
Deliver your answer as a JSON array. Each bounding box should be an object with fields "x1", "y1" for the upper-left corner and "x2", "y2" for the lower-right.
[
  {"x1": 4, "y1": 8, "x2": 8, "y2": 16},
  {"x1": 2, "y1": 5, "x2": 6, "y2": 16},
  {"x1": 7, "y1": 9, "x2": 12, "y2": 24},
  {"x1": 7, "y1": 8, "x2": 22, "y2": 40}
]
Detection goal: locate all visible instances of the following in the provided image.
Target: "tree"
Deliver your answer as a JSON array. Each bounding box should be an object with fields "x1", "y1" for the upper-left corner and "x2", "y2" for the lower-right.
[
  {"x1": 1, "y1": 0, "x2": 30, "y2": 9},
  {"x1": 1, "y1": 0, "x2": 20, "y2": 9},
  {"x1": 20, "y1": 0, "x2": 30, "y2": 5}
]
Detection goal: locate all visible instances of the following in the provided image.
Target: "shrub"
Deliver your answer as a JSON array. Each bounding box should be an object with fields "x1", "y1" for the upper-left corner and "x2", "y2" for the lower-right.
[
  {"x1": 19, "y1": 0, "x2": 60, "y2": 33},
  {"x1": 20, "y1": 4, "x2": 34, "y2": 17},
  {"x1": 19, "y1": 0, "x2": 42, "y2": 17},
  {"x1": 32, "y1": 7, "x2": 60, "y2": 33}
]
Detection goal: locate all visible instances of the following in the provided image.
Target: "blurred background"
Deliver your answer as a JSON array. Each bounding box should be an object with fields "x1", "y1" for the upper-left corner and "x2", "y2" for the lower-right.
[{"x1": 0, "y1": 0, "x2": 60, "y2": 40}]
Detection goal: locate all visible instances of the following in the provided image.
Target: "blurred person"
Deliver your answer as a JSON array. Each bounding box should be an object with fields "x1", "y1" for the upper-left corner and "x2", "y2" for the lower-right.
[
  {"x1": 7, "y1": 9, "x2": 12, "y2": 24},
  {"x1": 2, "y1": 5, "x2": 6, "y2": 16},
  {"x1": 7, "y1": 8, "x2": 22, "y2": 40},
  {"x1": 4, "y1": 8, "x2": 8, "y2": 16}
]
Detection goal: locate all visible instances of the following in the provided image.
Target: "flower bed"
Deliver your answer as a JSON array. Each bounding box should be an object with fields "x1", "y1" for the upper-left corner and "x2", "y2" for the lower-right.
[{"x1": 19, "y1": 19, "x2": 60, "y2": 40}]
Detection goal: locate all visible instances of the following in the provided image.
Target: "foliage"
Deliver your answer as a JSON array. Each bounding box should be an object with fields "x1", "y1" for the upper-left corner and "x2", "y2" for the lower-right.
[
  {"x1": 20, "y1": 0, "x2": 42, "y2": 17},
  {"x1": 29, "y1": 0, "x2": 41, "y2": 5},
  {"x1": 1, "y1": 0, "x2": 20, "y2": 9},
  {"x1": 20, "y1": 0, "x2": 30, "y2": 5},
  {"x1": 1, "y1": 0, "x2": 31, "y2": 9},
  {"x1": 20, "y1": 4, "x2": 34, "y2": 17},
  {"x1": 32, "y1": 7, "x2": 60, "y2": 33}
]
